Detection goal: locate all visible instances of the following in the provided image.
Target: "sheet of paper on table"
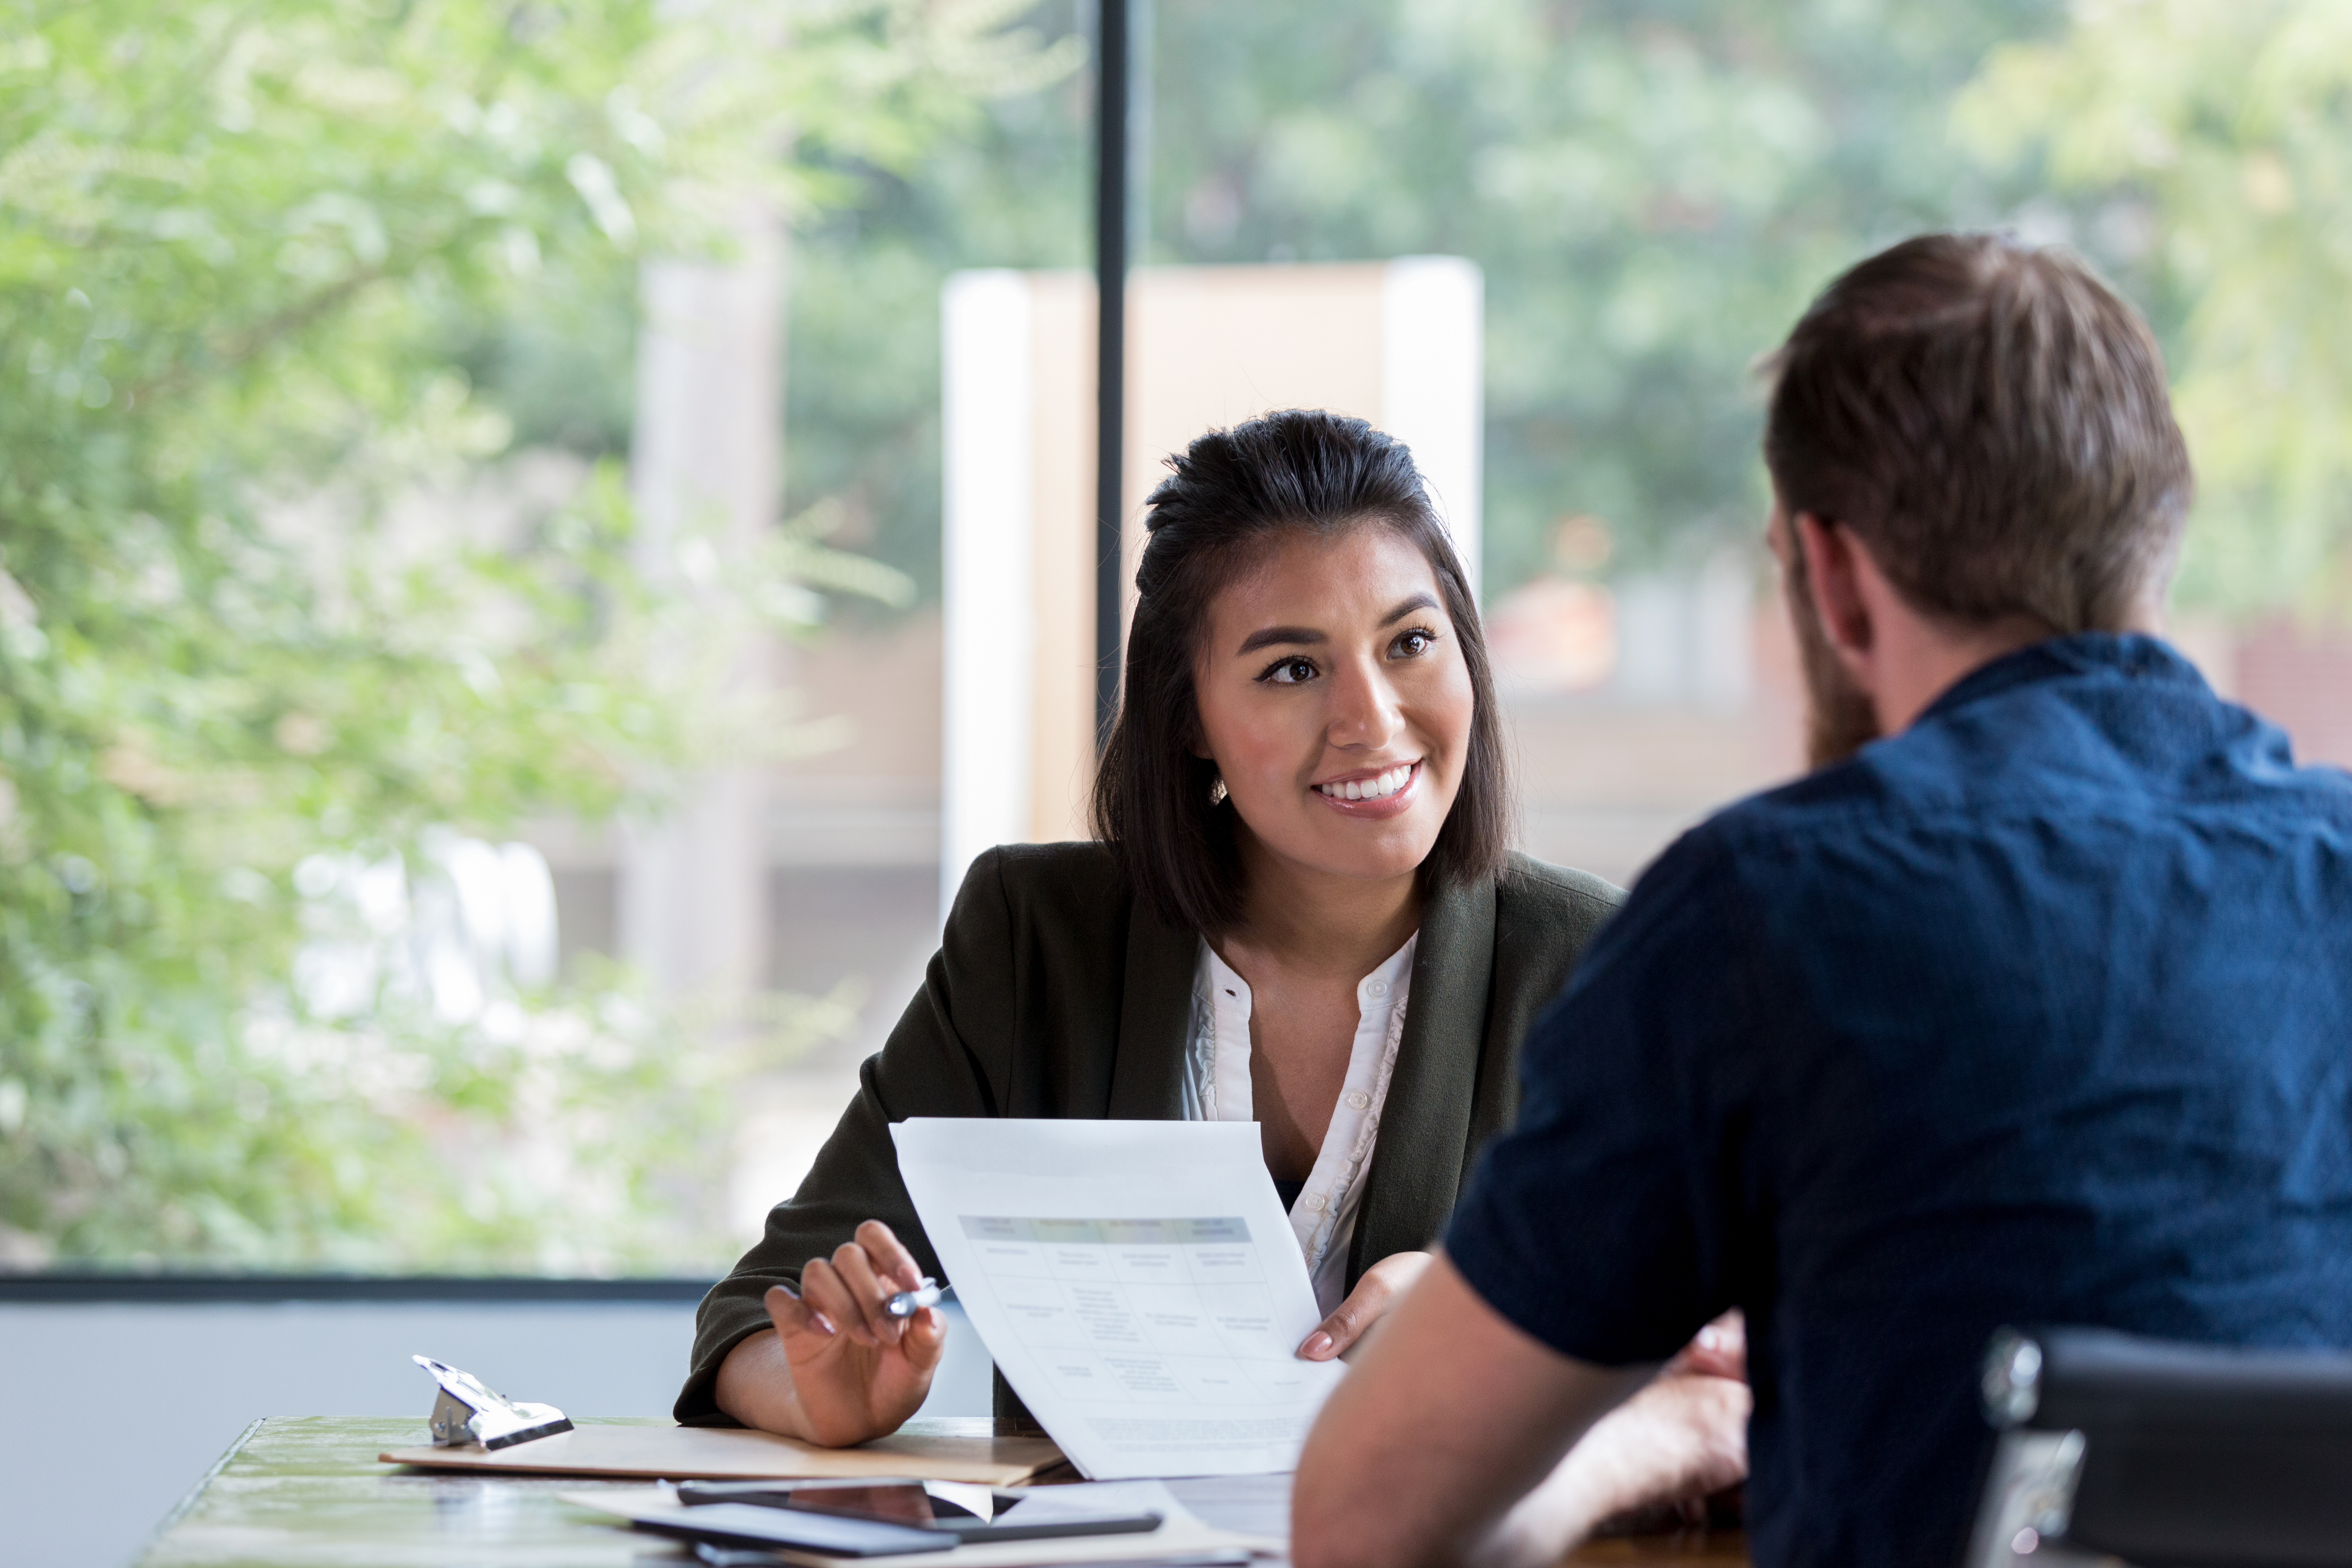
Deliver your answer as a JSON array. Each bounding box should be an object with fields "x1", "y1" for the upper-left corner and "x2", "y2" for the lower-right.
[{"x1": 892, "y1": 1118, "x2": 1347, "y2": 1480}]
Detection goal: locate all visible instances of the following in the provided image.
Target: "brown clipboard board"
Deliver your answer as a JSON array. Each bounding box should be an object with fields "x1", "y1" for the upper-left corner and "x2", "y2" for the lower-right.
[{"x1": 380, "y1": 1417, "x2": 1067, "y2": 1487}]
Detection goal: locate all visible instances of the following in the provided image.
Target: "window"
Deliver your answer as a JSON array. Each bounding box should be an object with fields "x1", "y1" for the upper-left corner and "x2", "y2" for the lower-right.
[{"x1": 7, "y1": 0, "x2": 2345, "y2": 1278}]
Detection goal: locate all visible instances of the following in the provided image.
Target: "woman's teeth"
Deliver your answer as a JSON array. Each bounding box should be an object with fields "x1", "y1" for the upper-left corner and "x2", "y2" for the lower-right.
[{"x1": 1318, "y1": 764, "x2": 1414, "y2": 802}]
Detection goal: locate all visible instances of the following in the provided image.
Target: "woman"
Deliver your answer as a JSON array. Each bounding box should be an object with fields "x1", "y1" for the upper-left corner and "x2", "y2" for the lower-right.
[{"x1": 679, "y1": 413, "x2": 1742, "y2": 1523}]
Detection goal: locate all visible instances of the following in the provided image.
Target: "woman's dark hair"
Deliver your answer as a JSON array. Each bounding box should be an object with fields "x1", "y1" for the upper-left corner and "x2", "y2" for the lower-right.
[{"x1": 1091, "y1": 409, "x2": 1512, "y2": 934}]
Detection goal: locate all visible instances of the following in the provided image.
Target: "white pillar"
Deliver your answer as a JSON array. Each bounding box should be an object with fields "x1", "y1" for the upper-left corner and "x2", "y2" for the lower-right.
[
  {"x1": 1382, "y1": 256, "x2": 1484, "y2": 599},
  {"x1": 938, "y1": 270, "x2": 1037, "y2": 921},
  {"x1": 621, "y1": 216, "x2": 785, "y2": 1000}
]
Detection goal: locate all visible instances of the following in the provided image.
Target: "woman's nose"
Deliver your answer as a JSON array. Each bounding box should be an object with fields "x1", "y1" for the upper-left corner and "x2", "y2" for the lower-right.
[{"x1": 1325, "y1": 657, "x2": 1403, "y2": 748}]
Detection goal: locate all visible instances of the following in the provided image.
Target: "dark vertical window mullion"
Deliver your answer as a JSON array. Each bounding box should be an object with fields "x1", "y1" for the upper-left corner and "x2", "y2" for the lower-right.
[{"x1": 1094, "y1": 0, "x2": 1139, "y2": 750}]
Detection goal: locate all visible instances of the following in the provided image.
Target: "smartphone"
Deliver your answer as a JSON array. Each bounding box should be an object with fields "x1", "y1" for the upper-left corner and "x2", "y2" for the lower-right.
[
  {"x1": 635, "y1": 1502, "x2": 954, "y2": 1557},
  {"x1": 673, "y1": 1479, "x2": 1163, "y2": 1544},
  {"x1": 677, "y1": 1481, "x2": 947, "y2": 1523}
]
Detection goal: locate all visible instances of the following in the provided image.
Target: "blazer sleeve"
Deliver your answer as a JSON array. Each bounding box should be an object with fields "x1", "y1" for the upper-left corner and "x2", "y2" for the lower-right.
[{"x1": 674, "y1": 849, "x2": 1020, "y2": 1425}]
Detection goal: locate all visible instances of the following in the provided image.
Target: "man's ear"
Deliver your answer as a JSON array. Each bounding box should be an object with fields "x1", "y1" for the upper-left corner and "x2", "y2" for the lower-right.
[{"x1": 1793, "y1": 512, "x2": 1874, "y2": 664}]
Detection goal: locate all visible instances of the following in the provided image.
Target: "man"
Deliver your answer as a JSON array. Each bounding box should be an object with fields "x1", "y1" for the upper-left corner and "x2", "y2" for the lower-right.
[{"x1": 1292, "y1": 233, "x2": 2352, "y2": 1568}]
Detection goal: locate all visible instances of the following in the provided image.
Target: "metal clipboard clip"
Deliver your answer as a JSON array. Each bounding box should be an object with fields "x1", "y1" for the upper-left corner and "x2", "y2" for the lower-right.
[{"x1": 412, "y1": 1354, "x2": 573, "y2": 1450}]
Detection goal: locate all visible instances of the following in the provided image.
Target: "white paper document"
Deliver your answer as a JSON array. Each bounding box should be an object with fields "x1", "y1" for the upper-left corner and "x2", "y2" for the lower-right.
[{"x1": 891, "y1": 1118, "x2": 1347, "y2": 1480}]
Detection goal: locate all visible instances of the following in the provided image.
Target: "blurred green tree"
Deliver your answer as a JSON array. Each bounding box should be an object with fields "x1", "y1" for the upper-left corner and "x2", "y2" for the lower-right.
[
  {"x1": 780, "y1": 37, "x2": 1091, "y2": 607},
  {"x1": 1143, "y1": 0, "x2": 2067, "y2": 591},
  {"x1": 1958, "y1": 0, "x2": 2352, "y2": 617},
  {"x1": 780, "y1": 1, "x2": 2074, "y2": 605},
  {"x1": 0, "y1": 0, "x2": 1064, "y2": 1270}
]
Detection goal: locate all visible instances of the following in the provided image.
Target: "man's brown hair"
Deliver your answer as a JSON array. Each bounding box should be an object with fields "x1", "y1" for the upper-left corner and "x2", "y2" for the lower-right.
[{"x1": 1763, "y1": 232, "x2": 2193, "y2": 633}]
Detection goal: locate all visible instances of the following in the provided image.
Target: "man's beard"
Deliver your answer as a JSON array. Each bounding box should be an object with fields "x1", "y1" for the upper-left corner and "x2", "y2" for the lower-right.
[{"x1": 1782, "y1": 547, "x2": 1882, "y2": 769}]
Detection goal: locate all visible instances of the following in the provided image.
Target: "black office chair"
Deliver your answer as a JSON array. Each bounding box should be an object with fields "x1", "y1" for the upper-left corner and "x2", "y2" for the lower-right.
[{"x1": 1964, "y1": 1326, "x2": 2352, "y2": 1568}]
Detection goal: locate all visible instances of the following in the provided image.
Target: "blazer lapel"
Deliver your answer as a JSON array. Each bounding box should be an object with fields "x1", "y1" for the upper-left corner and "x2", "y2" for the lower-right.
[
  {"x1": 1350, "y1": 873, "x2": 1497, "y2": 1279},
  {"x1": 1106, "y1": 890, "x2": 1197, "y2": 1120}
]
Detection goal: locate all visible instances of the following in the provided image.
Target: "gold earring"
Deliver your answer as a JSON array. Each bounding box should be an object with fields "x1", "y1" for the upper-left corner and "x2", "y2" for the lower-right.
[{"x1": 1208, "y1": 776, "x2": 1228, "y2": 806}]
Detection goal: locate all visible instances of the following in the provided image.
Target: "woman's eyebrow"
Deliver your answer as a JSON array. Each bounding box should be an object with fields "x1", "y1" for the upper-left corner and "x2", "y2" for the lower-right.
[
  {"x1": 1236, "y1": 624, "x2": 1325, "y2": 655},
  {"x1": 1234, "y1": 594, "x2": 1439, "y2": 655}
]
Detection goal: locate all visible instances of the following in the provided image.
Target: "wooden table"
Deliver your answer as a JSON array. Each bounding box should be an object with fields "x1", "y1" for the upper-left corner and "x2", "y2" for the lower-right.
[
  {"x1": 140, "y1": 1417, "x2": 669, "y2": 1567},
  {"x1": 137, "y1": 1416, "x2": 1747, "y2": 1566}
]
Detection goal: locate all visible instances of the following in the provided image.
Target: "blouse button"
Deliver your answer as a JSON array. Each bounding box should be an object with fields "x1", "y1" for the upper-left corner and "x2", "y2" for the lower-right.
[
  {"x1": 1366, "y1": 979, "x2": 1390, "y2": 998},
  {"x1": 1305, "y1": 1192, "x2": 1328, "y2": 1211},
  {"x1": 1343, "y1": 1089, "x2": 1371, "y2": 1111}
]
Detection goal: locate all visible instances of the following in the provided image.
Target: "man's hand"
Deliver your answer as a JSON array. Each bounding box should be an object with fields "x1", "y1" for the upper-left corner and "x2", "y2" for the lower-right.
[
  {"x1": 1292, "y1": 1255, "x2": 1650, "y2": 1568},
  {"x1": 1478, "y1": 1349, "x2": 1748, "y2": 1565},
  {"x1": 713, "y1": 1219, "x2": 948, "y2": 1448},
  {"x1": 1665, "y1": 1309, "x2": 1746, "y2": 1381},
  {"x1": 1298, "y1": 1249, "x2": 1431, "y2": 1361}
]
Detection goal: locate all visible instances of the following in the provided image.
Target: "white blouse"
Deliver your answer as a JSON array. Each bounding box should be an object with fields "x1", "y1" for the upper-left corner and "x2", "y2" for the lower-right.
[{"x1": 1180, "y1": 933, "x2": 1418, "y2": 1316}]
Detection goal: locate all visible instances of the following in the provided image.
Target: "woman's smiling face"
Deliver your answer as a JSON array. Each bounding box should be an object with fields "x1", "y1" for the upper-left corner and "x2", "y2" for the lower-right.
[{"x1": 1192, "y1": 523, "x2": 1476, "y2": 889}]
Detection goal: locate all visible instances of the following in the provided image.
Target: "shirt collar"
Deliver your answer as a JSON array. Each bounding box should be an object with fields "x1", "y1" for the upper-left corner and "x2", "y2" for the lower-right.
[
  {"x1": 1354, "y1": 933, "x2": 1417, "y2": 1016},
  {"x1": 1914, "y1": 632, "x2": 2209, "y2": 728},
  {"x1": 1197, "y1": 931, "x2": 1418, "y2": 1022}
]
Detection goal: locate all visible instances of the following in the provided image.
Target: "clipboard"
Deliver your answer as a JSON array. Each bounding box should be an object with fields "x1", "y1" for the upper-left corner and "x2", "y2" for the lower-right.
[{"x1": 380, "y1": 1418, "x2": 1067, "y2": 1487}]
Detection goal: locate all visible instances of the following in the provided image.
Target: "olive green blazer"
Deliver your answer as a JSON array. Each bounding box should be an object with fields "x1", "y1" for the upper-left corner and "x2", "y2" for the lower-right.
[{"x1": 677, "y1": 841, "x2": 1622, "y2": 1425}]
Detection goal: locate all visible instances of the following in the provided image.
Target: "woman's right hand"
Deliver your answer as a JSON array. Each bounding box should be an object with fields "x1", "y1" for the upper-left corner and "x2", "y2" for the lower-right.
[{"x1": 715, "y1": 1219, "x2": 948, "y2": 1447}]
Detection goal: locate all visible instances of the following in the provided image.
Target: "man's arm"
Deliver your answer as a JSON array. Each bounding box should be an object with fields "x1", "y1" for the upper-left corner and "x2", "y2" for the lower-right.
[{"x1": 1291, "y1": 1254, "x2": 1648, "y2": 1568}]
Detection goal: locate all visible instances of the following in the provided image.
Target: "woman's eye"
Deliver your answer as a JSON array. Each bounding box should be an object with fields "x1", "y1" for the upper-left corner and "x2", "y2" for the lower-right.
[
  {"x1": 1391, "y1": 628, "x2": 1437, "y2": 658},
  {"x1": 1260, "y1": 657, "x2": 1318, "y2": 685}
]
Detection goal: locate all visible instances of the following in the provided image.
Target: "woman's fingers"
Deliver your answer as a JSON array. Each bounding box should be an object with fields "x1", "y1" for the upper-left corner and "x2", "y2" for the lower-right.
[
  {"x1": 831, "y1": 1238, "x2": 908, "y2": 1346},
  {"x1": 898, "y1": 1303, "x2": 952, "y2": 1374},
  {"x1": 1298, "y1": 1304, "x2": 1356, "y2": 1361},
  {"x1": 757, "y1": 1229, "x2": 950, "y2": 1449},
  {"x1": 794, "y1": 1220, "x2": 940, "y2": 1353},
  {"x1": 798, "y1": 1257, "x2": 877, "y2": 1347},
  {"x1": 1298, "y1": 1249, "x2": 1433, "y2": 1360},
  {"x1": 764, "y1": 1281, "x2": 834, "y2": 1341},
  {"x1": 776, "y1": 1221, "x2": 937, "y2": 1361},
  {"x1": 855, "y1": 1219, "x2": 927, "y2": 1294}
]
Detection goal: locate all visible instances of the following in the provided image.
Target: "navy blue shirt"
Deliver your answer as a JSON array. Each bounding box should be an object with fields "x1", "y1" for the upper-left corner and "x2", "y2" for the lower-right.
[{"x1": 1446, "y1": 635, "x2": 2352, "y2": 1568}]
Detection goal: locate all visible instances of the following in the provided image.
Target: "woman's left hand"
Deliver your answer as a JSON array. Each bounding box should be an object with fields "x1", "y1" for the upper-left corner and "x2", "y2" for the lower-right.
[{"x1": 1297, "y1": 1249, "x2": 1432, "y2": 1361}]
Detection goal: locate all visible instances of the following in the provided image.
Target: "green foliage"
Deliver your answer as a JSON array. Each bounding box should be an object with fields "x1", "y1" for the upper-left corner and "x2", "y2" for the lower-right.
[
  {"x1": 1147, "y1": 0, "x2": 2076, "y2": 590},
  {"x1": 1957, "y1": 0, "x2": 2352, "y2": 617},
  {"x1": 0, "y1": 0, "x2": 1052, "y2": 1268},
  {"x1": 787, "y1": 0, "x2": 2352, "y2": 622},
  {"x1": 782, "y1": 61, "x2": 1090, "y2": 605},
  {"x1": 18, "y1": 0, "x2": 2336, "y2": 1267},
  {"x1": 781, "y1": 0, "x2": 2069, "y2": 602}
]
